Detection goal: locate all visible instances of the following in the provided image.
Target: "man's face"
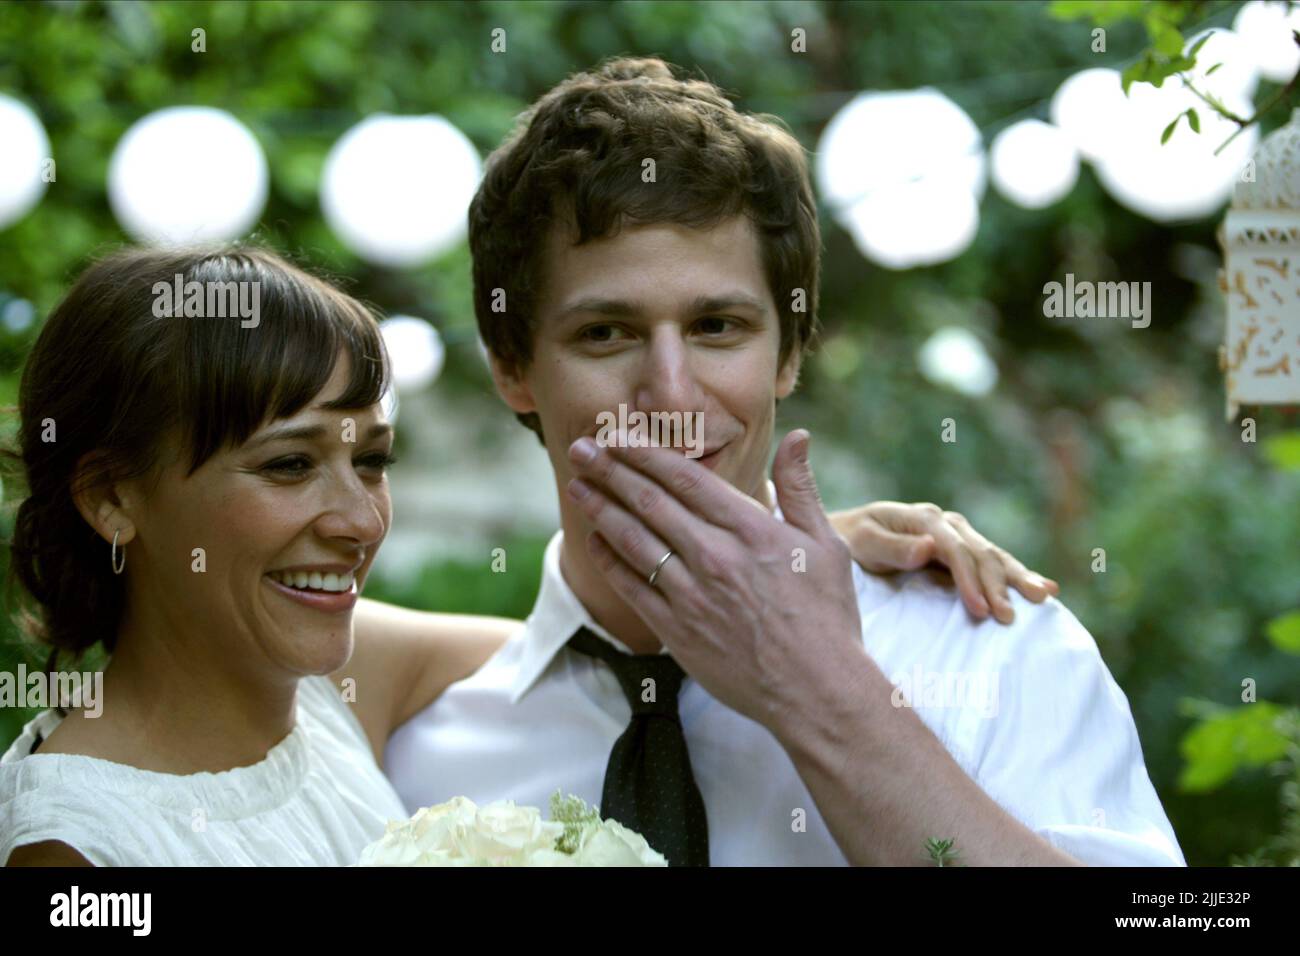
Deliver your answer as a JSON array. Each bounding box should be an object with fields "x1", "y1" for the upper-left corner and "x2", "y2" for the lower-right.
[{"x1": 493, "y1": 214, "x2": 800, "y2": 502}]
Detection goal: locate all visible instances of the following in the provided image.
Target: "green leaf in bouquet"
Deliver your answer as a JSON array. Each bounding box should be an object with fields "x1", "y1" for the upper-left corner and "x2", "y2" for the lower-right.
[
  {"x1": 549, "y1": 791, "x2": 601, "y2": 855},
  {"x1": 924, "y1": 836, "x2": 963, "y2": 866}
]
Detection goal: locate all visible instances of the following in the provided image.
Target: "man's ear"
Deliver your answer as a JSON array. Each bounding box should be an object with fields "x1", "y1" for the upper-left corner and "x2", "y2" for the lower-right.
[
  {"x1": 487, "y1": 351, "x2": 538, "y2": 416},
  {"x1": 70, "y1": 453, "x2": 137, "y2": 548},
  {"x1": 776, "y1": 349, "x2": 802, "y2": 400}
]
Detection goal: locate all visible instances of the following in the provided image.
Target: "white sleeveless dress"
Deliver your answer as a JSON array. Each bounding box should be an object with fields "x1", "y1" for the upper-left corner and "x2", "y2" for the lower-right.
[{"x1": 0, "y1": 674, "x2": 409, "y2": 866}]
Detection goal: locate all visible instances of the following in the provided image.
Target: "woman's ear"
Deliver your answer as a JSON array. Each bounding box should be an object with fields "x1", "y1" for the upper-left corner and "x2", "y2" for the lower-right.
[
  {"x1": 487, "y1": 352, "x2": 538, "y2": 416},
  {"x1": 70, "y1": 453, "x2": 137, "y2": 547}
]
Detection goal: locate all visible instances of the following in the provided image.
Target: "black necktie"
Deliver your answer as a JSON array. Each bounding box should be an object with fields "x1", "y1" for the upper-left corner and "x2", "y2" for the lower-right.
[{"x1": 567, "y1": 626, "x2": 710, "y2": 867}]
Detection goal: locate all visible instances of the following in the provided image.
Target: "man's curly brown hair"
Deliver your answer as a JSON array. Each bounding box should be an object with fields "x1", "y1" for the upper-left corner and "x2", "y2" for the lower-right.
[{"x1": 468, "y1": 55, "x2": 822, "y2": 438}]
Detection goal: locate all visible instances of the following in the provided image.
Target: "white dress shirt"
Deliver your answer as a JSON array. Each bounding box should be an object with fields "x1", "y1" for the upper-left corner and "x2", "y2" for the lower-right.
[{"x1": 385, "y1": 529, "x2": 1185, "y2": 866}]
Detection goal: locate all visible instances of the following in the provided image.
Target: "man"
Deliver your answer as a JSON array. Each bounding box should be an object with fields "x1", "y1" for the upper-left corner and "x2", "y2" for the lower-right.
[{"x1": 383, "y1": 56, "x2": 1183, "y2": 866}]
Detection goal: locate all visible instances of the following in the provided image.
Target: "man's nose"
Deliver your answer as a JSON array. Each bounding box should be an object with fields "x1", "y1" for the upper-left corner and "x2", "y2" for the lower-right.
[{"x1": 633, "y1": 327, "x2": 705, "y2": 418}]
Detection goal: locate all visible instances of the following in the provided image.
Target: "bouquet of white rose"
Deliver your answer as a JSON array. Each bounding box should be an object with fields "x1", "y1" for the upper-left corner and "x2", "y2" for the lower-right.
[{"x1": 358, "y1": 791, "x2": 668, "y2": 867}]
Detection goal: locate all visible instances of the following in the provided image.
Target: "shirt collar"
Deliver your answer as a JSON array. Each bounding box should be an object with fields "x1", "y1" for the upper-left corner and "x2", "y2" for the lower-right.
[
  {"x1": 508, "y1": 531, "x2": 638, "y2": 703},
  {"x1": 509, "y1": 480, "x2": 783, "y2": 704}
]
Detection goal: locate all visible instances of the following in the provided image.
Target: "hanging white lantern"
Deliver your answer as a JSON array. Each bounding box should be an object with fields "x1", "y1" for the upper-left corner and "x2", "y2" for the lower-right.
[
  {"x1": 108, "y1": 106, "x2": 268, "y2": 244},
  {"x1": 0, "y1": 94, "x2": 51, "y2": 229},
  {"x1": 320, "y1": 114, "x2": 482, "y2": 268},
  {"x1": 1218, "y1": 107, "x2": 1300, "y2": 419}
]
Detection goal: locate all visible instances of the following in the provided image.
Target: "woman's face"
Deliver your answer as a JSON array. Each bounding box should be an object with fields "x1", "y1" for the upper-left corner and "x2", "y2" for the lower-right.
[{"x1": 123, "y1": 355, "x2": 393, "y2": 680}]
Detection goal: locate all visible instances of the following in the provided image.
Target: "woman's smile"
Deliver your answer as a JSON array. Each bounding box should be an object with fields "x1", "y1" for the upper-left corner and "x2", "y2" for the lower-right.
[{"x1": 263, "y1": 563, "x2": 361, "y2": 614}]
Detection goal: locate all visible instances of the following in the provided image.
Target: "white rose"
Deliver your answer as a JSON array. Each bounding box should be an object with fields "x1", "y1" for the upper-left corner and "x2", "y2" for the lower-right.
[
  {"x1": 358, "y1": 832, "x2": 422, "y2": 867},
  {"x1": 573, "y1": 820, "x2": 669, "y2": 867},
  {"x1": 360, "y1": 797, "x2": 480, "y2": 866},
  {"x1": 460, "y1": 801, "x2": 566, "y2": 865}
]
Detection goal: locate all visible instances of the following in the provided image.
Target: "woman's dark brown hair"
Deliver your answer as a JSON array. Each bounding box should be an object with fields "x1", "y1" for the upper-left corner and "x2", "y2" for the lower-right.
[
  {"x1": 468, "y1": 55, "x2": 822, "y2": 437},
  {"x1": 4, "y1": 244, "x2": 389, "y2": 676}
]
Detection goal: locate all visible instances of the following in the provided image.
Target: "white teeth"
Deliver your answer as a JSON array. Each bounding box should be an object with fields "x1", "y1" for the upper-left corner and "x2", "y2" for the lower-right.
[{"x1": 272, "y1": 571, "x2": 354, "y2": 593}]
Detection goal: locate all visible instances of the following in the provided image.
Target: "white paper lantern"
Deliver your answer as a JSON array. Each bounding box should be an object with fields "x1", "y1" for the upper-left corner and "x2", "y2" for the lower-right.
[
  {"x1": 379, "y1": 315, "x2": 444, "y2": 392},
  {"x1": 990, "y1": 119, "x2": 1080, "y2": 209},
  {"x1": 1218, "y1": 107, "x2": 1300, "y2": 418},
  {"x1": 1050, "y1": 68, "x2": 1130, "y2": 163},
  {"x1": 0, "y1": 94, "x2": 51, "y2": 229},
  {"x1": 1233, "y1": 1, "x2": 1300, "y2": 84},
  {"x1": 918, "y1": 326, "x2": 998, "y2": 396},
  {"x1": 108, "y1": 106, "x2": 268, "y2": 244},
  {"x1": 816, "y1": 88, "x2": 985, "y2": 269},
  {"x1": 321, "y1": 115, "x2": 482, "y2": 268}
]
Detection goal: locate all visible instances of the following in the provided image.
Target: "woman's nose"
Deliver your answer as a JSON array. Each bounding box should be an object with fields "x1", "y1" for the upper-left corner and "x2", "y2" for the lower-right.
[{"x1": 316, "y1": 472, "x2": 387, "y2": 546}]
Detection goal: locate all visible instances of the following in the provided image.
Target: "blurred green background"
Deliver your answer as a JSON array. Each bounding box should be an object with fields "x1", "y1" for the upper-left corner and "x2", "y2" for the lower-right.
[{"x1": 0, "y1": 0, "x2": 1298, "y2": 866}]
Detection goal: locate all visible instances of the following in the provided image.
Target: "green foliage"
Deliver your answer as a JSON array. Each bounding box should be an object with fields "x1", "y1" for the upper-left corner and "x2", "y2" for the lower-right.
[
  {"x1": 1052, "y1": 0, "x2": 1283, "y2": 151},
  {"x1": 0, "y1": 0, "x2": 1294, "y2": 868},
  {"x1": 1262, "y1": 431, "x2": 1300, "y2": 470},
  {"x1": 1179, "y1": 702, "x2": 1292, "y2": 792},
  {"x1": 1267, "y1": 611, "x2": 1300, "y2": 654},
  {"x1": 549, "y1": 791, "x2": 602, "y2": 855},
  {"x1": 924, "y1": 836, "x2": 963, "y2": 866},
  {"x1": 362, "y1": 535, "x2": 548, "y2": 621}
]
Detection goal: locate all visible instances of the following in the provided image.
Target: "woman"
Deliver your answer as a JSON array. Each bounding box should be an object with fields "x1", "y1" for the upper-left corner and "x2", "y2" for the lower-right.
[
  {"x1": 0, "y1": 245, "x2": 509, "y2": 865},
  {"x1": 0, "y1": 244, "x2": 1054, "y2": 866}
]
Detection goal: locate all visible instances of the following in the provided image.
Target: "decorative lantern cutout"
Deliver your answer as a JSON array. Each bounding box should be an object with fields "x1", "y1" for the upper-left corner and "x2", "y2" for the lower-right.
[{"x1": 1218, "y1": 107, "x2": 1300, "y2": 420}]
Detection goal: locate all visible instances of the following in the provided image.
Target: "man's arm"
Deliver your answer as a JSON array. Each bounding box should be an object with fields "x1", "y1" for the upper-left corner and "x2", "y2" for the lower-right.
[{"x1": 767, "y1": 627, "x2": 1080, "y2": 865}]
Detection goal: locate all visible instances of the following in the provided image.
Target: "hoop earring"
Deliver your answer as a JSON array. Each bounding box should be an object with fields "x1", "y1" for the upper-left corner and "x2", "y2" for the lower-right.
[{"x1": 111, "y1": 529, "x2": 126, "y2": 575}]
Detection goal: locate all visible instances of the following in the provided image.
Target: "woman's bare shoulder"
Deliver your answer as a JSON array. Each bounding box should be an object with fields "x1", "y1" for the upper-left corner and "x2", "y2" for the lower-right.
[{"x1": 331, "y1": 600, "x2": 520, "y2": 751}]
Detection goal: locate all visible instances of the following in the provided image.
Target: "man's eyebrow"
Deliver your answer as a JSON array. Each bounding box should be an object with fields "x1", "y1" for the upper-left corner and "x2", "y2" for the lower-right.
[
  {"x1": 246, "y1": 421, "x2": 392, "y2": 448},
  {"x1": 557, "y1": 292, "x2": 768, "y2": 319}
]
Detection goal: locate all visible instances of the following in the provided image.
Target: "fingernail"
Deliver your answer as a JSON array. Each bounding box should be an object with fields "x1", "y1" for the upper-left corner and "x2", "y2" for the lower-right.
[
  {"x1": 567, "y1": 478, "x2": 592, "y2": 500},
  {"x1": 570, "y1": 437, "x2": 597, "y2": 464}
]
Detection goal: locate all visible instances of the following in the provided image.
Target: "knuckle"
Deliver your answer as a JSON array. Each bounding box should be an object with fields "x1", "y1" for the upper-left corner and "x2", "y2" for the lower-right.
[
  {"x1": 635, "y1": 483, "x2": 661, "y2": 515},
  {"x1": 920, "y1": 502, "x2": 943, "y2": 518},
  {"x1": 617, "y1": 523, "x2": 644, "y2": 557},
  {"x1": 671, "y1": 462, "x2": 704, "y2": 497},
  {"x1": 696, "y1": 545, "x2": 728, "y2": 579},
  {"x1": 734, "y1": 515, "x2": 766, "y2": 546}
]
